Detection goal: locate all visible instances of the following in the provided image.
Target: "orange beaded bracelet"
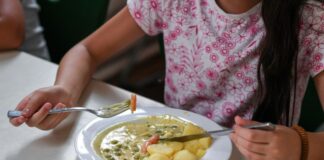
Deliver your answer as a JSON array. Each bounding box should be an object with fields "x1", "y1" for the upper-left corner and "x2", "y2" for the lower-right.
[{"x1": 291, "y1": 125, "x2": 309, "y2": 160}]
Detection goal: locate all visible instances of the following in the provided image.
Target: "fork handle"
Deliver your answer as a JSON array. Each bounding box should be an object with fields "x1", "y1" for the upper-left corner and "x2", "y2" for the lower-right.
[
  {"x1": 7, "y1": 107, "x2": 86, "y2": 118},
  {"x1": 209, "y1": 122, "x2": 276, "y2": 138},
  {"x1": 49, "y1": 107, "x2": 86, "y2": 113}
]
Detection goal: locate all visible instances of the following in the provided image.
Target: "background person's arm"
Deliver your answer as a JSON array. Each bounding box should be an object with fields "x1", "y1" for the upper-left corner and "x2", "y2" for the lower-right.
[{"x1": 0, "y1": 0, "x2": 24, "y2": 51}]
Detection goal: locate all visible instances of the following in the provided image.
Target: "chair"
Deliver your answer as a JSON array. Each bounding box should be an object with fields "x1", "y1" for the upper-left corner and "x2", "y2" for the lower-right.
[{"x1": 37, "y1": 0, "x2": 110, "y2": 63}]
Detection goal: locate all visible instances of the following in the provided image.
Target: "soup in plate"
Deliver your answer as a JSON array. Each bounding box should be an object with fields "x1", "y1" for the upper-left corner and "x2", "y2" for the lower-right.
[{"x1": 93, "y1": 115, "x2": 212, "y2": 160}]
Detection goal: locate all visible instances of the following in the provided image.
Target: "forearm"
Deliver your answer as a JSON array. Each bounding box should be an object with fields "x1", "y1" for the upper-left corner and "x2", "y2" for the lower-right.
[
  {"x1": 308, "y1": 132, "x2": 324, "y2": 160},
  {"x1": 54, "y1": 6, "x2": 145, "y2": 105},
  {"x1": 54, "y1": 44, "x2": 97, "y2": 104}
]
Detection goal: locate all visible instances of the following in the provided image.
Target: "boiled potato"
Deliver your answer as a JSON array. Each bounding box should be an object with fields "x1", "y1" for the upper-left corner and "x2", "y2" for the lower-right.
[
  {"x1": 196, "y1": 149, "x2": 206, "y2": 158},
  {"x1": 183, "y1": 124, "x2": 204, "y2": 135},
  {"x1": 165, "y1": 142, "x2": 184, "y2": 152},
  {"x1": 198, "y1": 137, "x2": 212, "y2": 149},
  {"x1": 184, "y1": 140, "x2": 201, "y2": 154},
  {"x1": 174, "y1": 150, "x2": 198, "y2": 160},
  {"x1": 148, "y1": 153, "x2": 170, "y2": 160},
  {"x1": 147, "y1": 144, "x2": 174, "y2": 157}
]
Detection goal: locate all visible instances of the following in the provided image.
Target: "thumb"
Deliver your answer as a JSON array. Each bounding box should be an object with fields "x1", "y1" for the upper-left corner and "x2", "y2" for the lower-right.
[{"x1": 234, "y1": 116, "x2": 258, "y2": 126}]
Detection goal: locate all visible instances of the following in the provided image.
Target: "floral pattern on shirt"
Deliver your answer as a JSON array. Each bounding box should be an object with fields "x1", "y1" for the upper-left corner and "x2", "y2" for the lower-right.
[{"x1": 127, "y1": 0, "x2": 324, "y2": 127}]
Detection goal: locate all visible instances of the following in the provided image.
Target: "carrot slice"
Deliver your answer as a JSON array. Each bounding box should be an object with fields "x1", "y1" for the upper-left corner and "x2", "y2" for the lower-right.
[
  {"x1": 130, "y1": 94, "x2": 136, "y2": 113},
  {"x1": 141, "y1": 134, "x2": 160, "y2": 154}
]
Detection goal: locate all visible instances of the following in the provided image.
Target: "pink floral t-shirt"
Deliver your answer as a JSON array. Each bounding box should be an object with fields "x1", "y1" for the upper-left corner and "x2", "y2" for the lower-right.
[{"x1": 127, "y1": 0, "x2": 324, "y2": 127}]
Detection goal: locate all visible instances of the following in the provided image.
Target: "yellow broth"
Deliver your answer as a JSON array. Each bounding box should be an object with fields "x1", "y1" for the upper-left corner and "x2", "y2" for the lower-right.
[{"x1": 92, "y1": 115, "x2": 211, "y2": 160}]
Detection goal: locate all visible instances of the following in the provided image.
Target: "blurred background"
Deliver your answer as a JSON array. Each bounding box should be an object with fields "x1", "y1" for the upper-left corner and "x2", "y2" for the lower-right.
[
  {"x1": 37, "y1": 0, "x2": 165, "y2": 103},
  {"x1": 36, "y1": 0, "x2": 323, "y2": 131}
]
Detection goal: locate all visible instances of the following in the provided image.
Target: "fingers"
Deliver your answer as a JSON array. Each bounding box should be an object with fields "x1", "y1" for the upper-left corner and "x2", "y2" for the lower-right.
[
  {"x1": 234, "y1": 116, "x2": 257, "y2": 126},
  {"x1": 233, "y1": 116, "x2": 274, "y2": 143},
  {"x1": 10, "y1": 116, "x2": 28, "y2": 127},
  {"x1": 10, "y1": 86, "x2": 73, "y2": 130},
  {"x1": 231, "y1": 116, "x2": 276, "y2": 159},
  {"x1": 230, "y1": 133, "x2": 268, "y2": 155},
  {"x1": 21, "y1": 90, "x2": 48, "y2": 118},
  {"x1": 25, "y1": 103, "x2": 53, "y2": 127},
  {"x1": 233, "y1": 124, "x2": 274, "y2": 143},
  {"x1": 10, "y1": 95, "x2": 31, "y2": 126},
  {"x1": 37, "y1": 103, "x2": 69, "y2": 130},
  {"x1": 16, "y1": 95, "x2": 30, "y2": 111},
  {"x1": 10, "y1": 92, "x2": 48, "y2": 127},
  {"x1": 231, "y1": 134, "x2": 266, "y2": 160}
]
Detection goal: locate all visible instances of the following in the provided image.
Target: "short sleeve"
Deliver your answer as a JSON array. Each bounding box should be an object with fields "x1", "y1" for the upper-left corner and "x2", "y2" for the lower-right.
[
  {"x1": 127, "y1": 0, "x2": 165, "y2": 36},
  {"x1": 300, "y1": 1, "x2": 324, "y2": 77}
]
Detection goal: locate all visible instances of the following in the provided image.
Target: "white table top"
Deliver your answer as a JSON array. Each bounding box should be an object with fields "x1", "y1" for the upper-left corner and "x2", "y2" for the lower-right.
[{"x1": 0, "y1": 51, "x2": 241, "y2": 160}]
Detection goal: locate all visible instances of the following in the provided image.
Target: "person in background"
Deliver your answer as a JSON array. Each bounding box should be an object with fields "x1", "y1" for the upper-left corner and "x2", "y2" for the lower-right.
[
  {"x1": 0, "y1": 0, "x2": 24, "y2": 51},
  {"x1": 10, "y1": 0, "x2": 324, "y2": 159},
  {"x1": 0, "y1": 0, "x2": 50, "y2": 60}
]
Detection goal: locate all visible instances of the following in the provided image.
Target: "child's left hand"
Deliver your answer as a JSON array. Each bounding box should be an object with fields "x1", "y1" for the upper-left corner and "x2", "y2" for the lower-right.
[{"x1": 230, "y1": 116, "x2": 301, "y2": 160}]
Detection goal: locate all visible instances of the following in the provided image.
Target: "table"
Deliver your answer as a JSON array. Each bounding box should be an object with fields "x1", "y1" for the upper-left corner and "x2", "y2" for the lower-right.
[{"x1": 0, "y1": 51, "x2": 241, "y2": 160}]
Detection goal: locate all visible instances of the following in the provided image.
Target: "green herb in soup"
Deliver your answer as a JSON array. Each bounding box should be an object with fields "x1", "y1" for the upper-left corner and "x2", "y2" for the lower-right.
[{"x1": 93, "y1": 115, "x2": 212, "y2": 160}]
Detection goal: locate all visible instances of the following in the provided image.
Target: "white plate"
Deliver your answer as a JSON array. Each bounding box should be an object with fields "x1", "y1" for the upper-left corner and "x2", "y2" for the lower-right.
[{"x1": 75, "y1": 107, "x2": 232, "y2": 160}]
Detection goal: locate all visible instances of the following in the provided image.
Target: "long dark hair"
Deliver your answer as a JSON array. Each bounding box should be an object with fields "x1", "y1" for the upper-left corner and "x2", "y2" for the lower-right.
[{"x1": 252, "y1": 0, "x2": 307, "y2": 126}]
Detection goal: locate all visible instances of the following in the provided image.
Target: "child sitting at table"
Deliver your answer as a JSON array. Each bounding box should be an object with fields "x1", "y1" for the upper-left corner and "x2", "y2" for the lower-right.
[{"x1": 10, "y1": 0, "x2": 324, "y2": 159}]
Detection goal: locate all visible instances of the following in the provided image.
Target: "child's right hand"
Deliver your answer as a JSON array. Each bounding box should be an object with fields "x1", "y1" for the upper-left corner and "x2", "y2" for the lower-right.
[{"x1": 9, "y1": 85, "x2": 75, "y2": 130}]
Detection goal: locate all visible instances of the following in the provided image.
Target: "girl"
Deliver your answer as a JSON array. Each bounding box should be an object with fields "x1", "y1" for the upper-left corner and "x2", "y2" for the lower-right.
[{"x1": 10, "y1": 0, "x2": 324, "y2": 159}]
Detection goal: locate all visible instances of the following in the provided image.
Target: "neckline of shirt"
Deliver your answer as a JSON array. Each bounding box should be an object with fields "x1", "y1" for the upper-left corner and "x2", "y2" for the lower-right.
[{"x1": 211, "y1": 0, "x2": 262, "y2": 19}]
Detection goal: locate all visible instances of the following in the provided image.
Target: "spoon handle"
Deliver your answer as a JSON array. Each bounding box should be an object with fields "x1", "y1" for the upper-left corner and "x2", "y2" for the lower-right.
[{"x1": 7, "y1": 107, "x2": 87, "y2": 118}]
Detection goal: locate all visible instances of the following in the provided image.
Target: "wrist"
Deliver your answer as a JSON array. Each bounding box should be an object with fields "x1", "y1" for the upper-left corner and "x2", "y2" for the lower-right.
[
  {"x1": 307, "y1": 132, "x2": 324, "y2": 160},
  {"x1": 54, "y1": 84, "x2": 79, "y2": 106},
  {"x1": 291, "y1": 125, "x2": 309, "y2": 160}
]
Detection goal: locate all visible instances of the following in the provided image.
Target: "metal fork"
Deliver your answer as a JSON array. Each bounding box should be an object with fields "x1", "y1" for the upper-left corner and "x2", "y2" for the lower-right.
[
  {"x1": 159, "y1": 122, "x2": 276, "y2": 142},
  {"x1": 7, "y1": 100, "x2": 131, "y2": 118}
]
